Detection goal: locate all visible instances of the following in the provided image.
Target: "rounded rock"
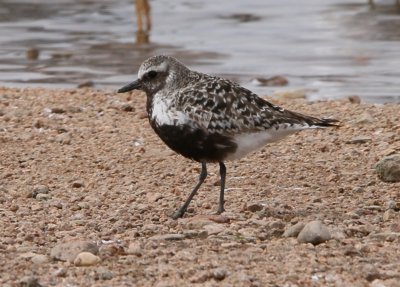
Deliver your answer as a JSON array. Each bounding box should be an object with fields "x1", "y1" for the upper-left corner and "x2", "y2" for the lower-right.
[
  {"x1": 73, "y1": 252, "x2": 101, "y2": 266},
  {"x1": 297, "y1": 220, "x2": 331, "y2": 245},
  {"x1": 375, "y1": 155, "x2": 400, "y2": 182}
]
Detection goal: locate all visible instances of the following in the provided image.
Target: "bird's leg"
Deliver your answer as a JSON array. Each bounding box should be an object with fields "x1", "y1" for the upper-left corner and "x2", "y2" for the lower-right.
[
  {"x1": 172, "y1": 162, "x2": 207, "y2": 219},
  {"x1": 217, "y1": 162, "x2": 226, "y2": 214}
]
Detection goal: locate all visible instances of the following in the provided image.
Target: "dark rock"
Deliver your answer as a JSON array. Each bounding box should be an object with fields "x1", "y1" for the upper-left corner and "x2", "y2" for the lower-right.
[
  {"x1": 375, "y1": 155, "x2": 400, "y2": 182},
  {"x1": 246, "y1": 202, "x2": 263, "y2": 212}
]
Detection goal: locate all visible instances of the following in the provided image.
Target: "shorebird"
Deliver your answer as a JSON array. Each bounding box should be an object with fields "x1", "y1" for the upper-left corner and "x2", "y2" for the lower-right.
[{"x1": 118, "y1": 55, "x2": 338, "y2": 219}]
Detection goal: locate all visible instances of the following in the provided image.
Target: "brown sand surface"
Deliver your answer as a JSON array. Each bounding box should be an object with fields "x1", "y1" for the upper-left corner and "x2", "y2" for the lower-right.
[{"x1": 0, "y1": 87, "x2": 399, "y2": 286}]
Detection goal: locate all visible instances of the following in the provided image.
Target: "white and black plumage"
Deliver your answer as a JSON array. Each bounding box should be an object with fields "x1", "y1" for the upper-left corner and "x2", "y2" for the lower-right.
[{"x1": 118, "y1": 55, "x2": 338, "y2": 219}]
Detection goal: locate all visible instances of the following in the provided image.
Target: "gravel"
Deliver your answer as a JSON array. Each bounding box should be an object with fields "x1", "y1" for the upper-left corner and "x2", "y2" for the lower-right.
[{"x1": 0, "y1": 87, "x2": 399, "y2": 286}]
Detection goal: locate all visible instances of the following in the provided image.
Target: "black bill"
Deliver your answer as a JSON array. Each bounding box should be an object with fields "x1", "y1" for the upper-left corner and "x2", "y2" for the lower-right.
[{"x1": 117, "y1": 79, "x2": 142, "y2": 93}]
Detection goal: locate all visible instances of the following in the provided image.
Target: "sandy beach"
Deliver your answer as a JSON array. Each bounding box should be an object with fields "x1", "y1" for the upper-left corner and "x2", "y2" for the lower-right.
[{"x1": 0, "y1": 87, "x2": 399, "y2": 286}]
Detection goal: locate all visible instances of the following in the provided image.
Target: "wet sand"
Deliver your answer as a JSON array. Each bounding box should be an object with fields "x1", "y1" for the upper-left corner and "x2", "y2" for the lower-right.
[{"x1": 0, "y1": 87, "x2": 399, "y2": 286}]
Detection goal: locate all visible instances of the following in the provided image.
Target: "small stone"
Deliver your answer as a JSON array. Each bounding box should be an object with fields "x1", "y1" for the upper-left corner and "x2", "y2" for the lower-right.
[
  {"x1": 35, "y1": 193, "x2": 51, "y2": 201},
  {"x1": 73, "y1": 252, "x2": 101, "y2": 266},
  {"x1": 150, "y1": 233, "x2": 185, "y2": 241},
  {"x1": 297, "y1": 220, "x2": 331, "y2": 245},
  {"x1": 345, "y1": 136, "x2": 372, "y2": 144},
  {"x1": 375, "y1": 155, "x2": 400, "y2": 182},
  {"x1": 10, "y1": 204, "x2": 19, "y2": 212},
  {"x1": 31, "y1": 254, "x2": 49, "y2": 264},
  {"x1": 55, "y1": 133, "x2": 72, "y2": 145},
  {"x1": 348, "y1": 95, "x2": 361, "y2": 104},
  {"x1": 53, "y1": 268, "x2": 67, "y2": 277},
  {"x1": 96, "y1": 268, "x2": 113, "y2": 280},
  {"x1": 51, "y1": 107, "x2": 66, "y2": 114},
  {"x1": 127, "y1": 242, "x2": 143, "y2": 256},
  {"x1": 146, "y1": 192, "x2": 163, "y2": 202},
  {"x1": 246, "y1": 202, "x2": 263, "y2": 212},
  {"x1": 386, "y1": 200, "x2": 399, "y2": 211},
  {"x1": 252, "y1": 75, "x2": 288, "y2": 87},
  {"x1": 32, "y1": 185, "x2": 49, "y2": 198},
  {"x1": 26, "y1": 47, "x2": 39, "y2": 60},
  {"x1": 352, "y1": 186, "x2": 365, "y2": 193},
  {"x1": 355, "y1": 111, "x2": 374, "y2": 124},
  {"x1": 189, "y1": 271, "x2": 210, "y2": 283},
  {"x1": 19, "y1": 276, "x2": 42, "y2": 287},
  {"x1": 33, "y1": 119, "x2": 45, "y2": 128},
  {"x1": 212, "y1": 268, "x2": 228, "y2": 281},
  {"x1": 121, "y1": 103, "x2": 134, "y2": 112},
  {"x1": 71, "y1": 181, "x2": 84, "y2": 188},
  {"x1": 363, "y1": 264, "x2": 381, "y2": 282},
  {"x1": 50, "y1": 240, "x2": 99, "y2": 262},
  {"x1": 369, "y1": 232, "x2": 400, "y2": 242},
  {"x1": 203, "y1": 223, "x2": 225, "y2": 235},
  {"x1": 383, "y1": 210, "x2": 395, "y2": 221},
  {"x1": 283, "y1": 222, "x2": 305, "y2": 238},
  {"x1": 77, "y1": 81, "x2": 94, "y2": 88}
]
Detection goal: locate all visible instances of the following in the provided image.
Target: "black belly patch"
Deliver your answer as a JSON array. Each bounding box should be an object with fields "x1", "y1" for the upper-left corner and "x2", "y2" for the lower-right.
[{"x1": 153, "y1": 124, "x2": 237, "y2": 162}]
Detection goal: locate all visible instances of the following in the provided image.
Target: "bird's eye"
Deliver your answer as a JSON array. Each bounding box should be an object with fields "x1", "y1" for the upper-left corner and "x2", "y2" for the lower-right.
[{"x1": 147, "y1": 70, "x2": 158, "y2": 79}]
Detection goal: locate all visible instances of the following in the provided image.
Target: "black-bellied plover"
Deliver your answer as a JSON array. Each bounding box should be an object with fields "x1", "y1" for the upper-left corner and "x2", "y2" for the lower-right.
[{"x1": 118, "y1": 55, "x2": 338, "y2": 219}]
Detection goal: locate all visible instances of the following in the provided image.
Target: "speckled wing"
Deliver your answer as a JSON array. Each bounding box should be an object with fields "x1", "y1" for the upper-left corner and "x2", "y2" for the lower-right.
[{"x1": 176, "y1": 76, "x2": 336, "y2": 136}]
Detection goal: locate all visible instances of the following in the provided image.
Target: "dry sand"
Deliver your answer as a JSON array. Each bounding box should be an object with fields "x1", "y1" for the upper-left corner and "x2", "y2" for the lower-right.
[{"x1": 0, "y1": 87, "x2": 399, "y2": 286}]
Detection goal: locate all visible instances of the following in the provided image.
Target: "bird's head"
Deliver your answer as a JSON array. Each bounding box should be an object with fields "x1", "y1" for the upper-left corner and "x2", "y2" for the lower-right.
[{"x1": 118, "y1": 55, "x2": 189, "y2": 96}]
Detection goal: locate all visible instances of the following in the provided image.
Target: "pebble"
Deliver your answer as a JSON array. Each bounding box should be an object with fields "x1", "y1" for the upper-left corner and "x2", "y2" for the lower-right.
[
  {"x1": 71, "y1": 180, "x2": 85, "y2": 188},
  {"x1": 382, "y1": 210, "x2": 395, "y2": 221},
  {"x1": 363, "y1": 264, "x2": 381, "y2": 282},
  {"x1": 246, "y1": 202, "x2": 263, "y2": 212},
  {"x1": 348, "y1": 95, "x2": 361, "y2": 104},
  {"x1": 146, "y1": 192, "x2": 163, "y2": 202},
  {"x1": 96, "y1": 268, "x2": 113, "y2": 280},
  {"x1": 50, "y1": 107, "x2": 66, "y2": 114},
  {"x1": 355, "y1": 111, "x2": 374, "y2": 124},
  {"x1": 120, "y1": 103, "x2": 134, "y2": 112},
  {"x1": 345, "y1": 136, "x2": 372, "y2": 144},
  {"x1": 19, "y1": 276, "x2": 42, "y2": 287},
  {"x1": 375, "y1": 155, "x2": 400, "y2": 182},
  {"x1": 35, "y1": 193, "x2": 51, "y2": 201},
  {"x1": 73, "y1": 251, "x2": 101, "y2": 266},
  {"x1": 283, "y1": 222, "x2": 305, "y2": 238},
  {"x1": 150, "y1": 233, "x2": 185, "y2": 241},
  {"x1": 127, "y1": 242, "x2": 143, "y2": 256},
  {"x1": 32, "y1": 185, "x2": 49, "y2": 197},
  {"x1": 31, "y1": 254, "x2": 49, "y2": 265},
  {"x1": 369, "y1": 232, "x2": 400, "y2": 242},
  {"x1": 55, "y1": 133, "x2": 72, "y2": 145},
  {"x1": 212, "y1": 268, "x2": 228, "y2": 281},
  {"x1": 251, "y1": 75, "x2": 288, "y2": 87},
  {"x1": 50, "y1": 240, "x2": 99, "y2": 262},
  {"x1": 203, "y1": 223, "x2": 225, "y2": 235},
  {"x1": 297, "y1": 220, "x2": 331, "y2": 245},
  {"x1": 77, "y1": 80, "x2": 94, "y2": 88},
  {"x1": 26, "y1": 47, "x2": 39, "y2": 60}
]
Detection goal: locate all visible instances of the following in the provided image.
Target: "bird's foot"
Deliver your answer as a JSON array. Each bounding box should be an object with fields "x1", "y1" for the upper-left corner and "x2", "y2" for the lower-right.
[
  {"x1": 215, "y1": 206, "x2": 225, "y2": 215},
  {"x1": 171, "y1": 208, "x2": 186, "y2": 220}
]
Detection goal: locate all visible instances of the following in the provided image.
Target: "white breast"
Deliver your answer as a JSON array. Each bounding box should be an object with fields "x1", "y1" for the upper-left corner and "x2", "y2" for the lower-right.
[{"x1": 151, "y1": 95, "x2": 188, "y2": 126}]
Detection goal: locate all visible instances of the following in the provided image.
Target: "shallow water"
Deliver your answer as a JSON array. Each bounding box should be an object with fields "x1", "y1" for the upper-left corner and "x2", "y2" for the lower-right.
[{"x1": 0, "y1": 0, "x2": 400, "y2": 102}]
